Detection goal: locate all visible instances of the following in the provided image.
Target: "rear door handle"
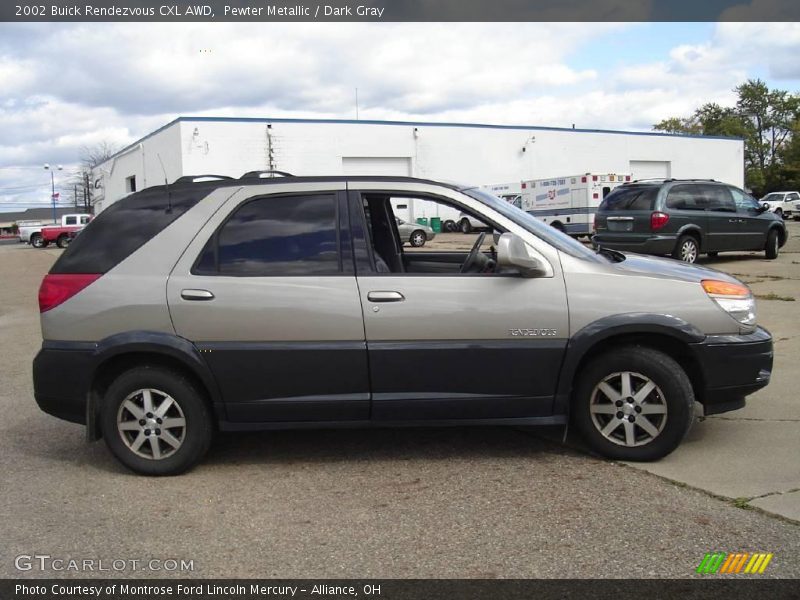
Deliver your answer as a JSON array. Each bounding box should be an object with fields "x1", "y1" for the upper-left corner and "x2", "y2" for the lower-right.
[
  {"x1": 181, "y1": 289, "x2": 215, "y2": 301},
  {"x1": 367, "y1": 291, "x2": 405, "y2": 302}
]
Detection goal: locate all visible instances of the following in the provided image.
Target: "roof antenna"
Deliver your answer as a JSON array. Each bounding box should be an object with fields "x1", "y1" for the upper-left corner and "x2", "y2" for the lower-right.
[{"x1": 156, "y1": 153, "x2": 172, "y2": 213}]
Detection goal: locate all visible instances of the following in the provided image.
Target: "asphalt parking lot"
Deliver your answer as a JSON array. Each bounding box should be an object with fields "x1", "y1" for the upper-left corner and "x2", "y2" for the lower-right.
[{"x1": 1, "y1": 228, "x2": 799, "y2": 579}]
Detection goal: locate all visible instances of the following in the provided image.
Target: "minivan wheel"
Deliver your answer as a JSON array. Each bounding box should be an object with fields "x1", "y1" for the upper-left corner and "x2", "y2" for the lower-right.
[
  {"x1": 572, "y1": 346, "x2": 694, "y2": 461},
  {"x1": 410, "y1": 230, "x2": 427, "y2": 247},
  {"x1": 673, "y1": 235, "x2": 699, "y2": 263},
  {"x1": 765, "y1": 229, "x2": 780, "y2": 260},
  {"x1": 101, "y1": 366, "x2": 213, "y2": 476},
  {"x1": 460, "y1": 219, "x2": 472, "y2": 234}
]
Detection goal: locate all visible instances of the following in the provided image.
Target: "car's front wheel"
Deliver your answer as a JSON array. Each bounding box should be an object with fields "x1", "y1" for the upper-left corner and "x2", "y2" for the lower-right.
[
  {"x1": 459, "y1": 218, "x2": 472, "y2": 234},
  {"x1": 572, "y1": 346, "x2": 694, "y2": 461},
  {"x1": 409, "y1": 230, "x2": 427, "y2": 247},
  {"x1": 101, "y1": 366, "x2": 213, "y2": 476},
  {"x1": 765, "y1": 229, "x2": 780, "y2": 260},
  {"x1": 673, "y1": 234, "x2": 699, "y2": 263},
  {"x1": 30, "y1": 234, "x2": 45, "y2": 248}
]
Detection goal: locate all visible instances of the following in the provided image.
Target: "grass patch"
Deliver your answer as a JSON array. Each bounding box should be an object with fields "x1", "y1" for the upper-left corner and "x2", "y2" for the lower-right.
[
  {"x1": 755, "y1": 292, "x2": 796, "y2": 301},
  {"x1": 733, "y1": 497, "x2": 753, "y2": 510}
]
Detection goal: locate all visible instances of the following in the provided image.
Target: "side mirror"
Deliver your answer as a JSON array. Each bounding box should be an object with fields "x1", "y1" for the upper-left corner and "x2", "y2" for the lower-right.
[{"x1": 496, "y1": 233, "x2": 550, "y2": 278}]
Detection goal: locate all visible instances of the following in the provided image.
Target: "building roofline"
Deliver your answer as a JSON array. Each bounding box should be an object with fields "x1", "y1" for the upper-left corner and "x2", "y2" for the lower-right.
[{"x1": 98, "y1": 115, "x2": 743, "y2": 166}]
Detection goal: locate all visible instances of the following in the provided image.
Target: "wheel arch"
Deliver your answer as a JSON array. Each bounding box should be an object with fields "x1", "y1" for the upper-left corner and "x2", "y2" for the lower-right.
[
  {"x1": 675, "y1": 225, "x2": 704, "y2": 249},
  {"x1": 769, "y1": 223, "x2": 787, "y2": 246},
  {"x1": 555, "y1": 314, "x2": 706, "y2": 415},
  {"x1": 87, "y1": 331, "x2": 223, "y2": 440}
]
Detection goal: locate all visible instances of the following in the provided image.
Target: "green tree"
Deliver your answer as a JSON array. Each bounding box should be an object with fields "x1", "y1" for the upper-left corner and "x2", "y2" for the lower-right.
[{"x1": 653, "y1": 79, "x2": 800, "y2": 196}]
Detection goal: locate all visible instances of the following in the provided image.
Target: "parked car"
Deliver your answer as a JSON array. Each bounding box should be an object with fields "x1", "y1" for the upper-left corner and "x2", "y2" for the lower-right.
[
  {"x1": 593, "y1": 180, "x2": 786, "y2": 263},
  {"x1": 395, "y1": 218, "x2": 435, "y2": 247},
  {"x1": 457, "y1": 212, "x2": 489, "y2": 233},
  {"x1": 760, "y1": 191, "x2": 800, "y2": 220},
  {"x1": 20, "y1": 213, "x2": 91, "y2": 248},
  {"x1": 34, "y1": 174, "x2": 773, "y2": 475}
]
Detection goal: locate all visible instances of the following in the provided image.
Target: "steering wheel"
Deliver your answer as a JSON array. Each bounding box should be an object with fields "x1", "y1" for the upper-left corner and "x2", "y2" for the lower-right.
[{"x1": 460, "y1": 232, "x2": 486, "y2": 273}]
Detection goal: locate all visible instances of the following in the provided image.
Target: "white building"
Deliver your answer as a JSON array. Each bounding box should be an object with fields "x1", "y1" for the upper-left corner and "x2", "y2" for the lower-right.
[{"x1": 92, "y1": 117, "x2": 744, "y2": 212}]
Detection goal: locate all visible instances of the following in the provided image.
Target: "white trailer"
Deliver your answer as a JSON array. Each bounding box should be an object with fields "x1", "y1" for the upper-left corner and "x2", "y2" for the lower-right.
[
  {"x1": 519, "y1": 172, "x2": 631, "y2": 236},
  {"x1": 390, "y1": 197, "x2": 462, "y2": 232},
  {"x1": 481, "y1": 181, "x2": 524, "y2": 206}
]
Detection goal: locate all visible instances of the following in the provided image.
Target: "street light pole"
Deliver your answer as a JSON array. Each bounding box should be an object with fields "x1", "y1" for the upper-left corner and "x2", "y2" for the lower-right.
[{"x1": 44, "y1": 164, "x2": 63, "y2": 224}]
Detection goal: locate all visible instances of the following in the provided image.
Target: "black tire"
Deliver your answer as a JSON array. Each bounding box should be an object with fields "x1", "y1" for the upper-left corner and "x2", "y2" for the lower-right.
[
  {"x1": 101, "y1": 366, "x2": 213, "y2": 476},
  {"x1": 409, "y1": 230, "x2": 427, "y2": 247},
  {"x1": 551, "y1": 222, "x2": 566, "y2": 233},
  {"x1": 765, "y1": 229, "x2": 779, "y2": 260},
  {"x1": 30, "y1": 234, "x2": 44, "y2": 248},
  {"x1": 672, "y1": 234, "x2": 699, "y2": 263},
  {"x1": 443, "y1": 220, "x2": 456, "y2": 232},
  {"x1": 572, "y1": 346, "x2": 694, "y2": 462},
  {"x1": 459, "y1": 218, "x2": 472, "y2": 234},
  {"x1": 56, "y1": 234, "x2": 69, "y2": 248}
]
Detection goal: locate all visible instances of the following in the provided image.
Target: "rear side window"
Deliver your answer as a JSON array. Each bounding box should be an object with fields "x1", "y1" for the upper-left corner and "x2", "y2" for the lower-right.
[
  {"x1": 50, "y1": 184, "x2": 222, "y2": 274},
  {"x1": 194, "y1": 194, "x2": 341, "y2": 276},
  {"x1": 702, "y1": 185, "x2": 736, "y2": 212},
  {"x1": 666, "y1": 185, "x2": 707, "y2": 211},
  {"x1": 599, "y1": 185, "x2": 657, "y2": 211}
]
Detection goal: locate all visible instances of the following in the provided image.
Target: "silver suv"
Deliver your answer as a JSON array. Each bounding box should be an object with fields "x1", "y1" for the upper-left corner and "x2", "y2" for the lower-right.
[{"x1": 34, "y1": 175, "x2": 773, "y2": 475}]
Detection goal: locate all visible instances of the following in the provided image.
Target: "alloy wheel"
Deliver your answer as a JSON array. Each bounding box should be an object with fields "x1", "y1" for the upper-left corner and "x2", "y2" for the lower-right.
[
  {"x1": 680, "y1": 239, "x2": 698, "y2": 263},
  {"x1": 117, "y1": 388, "x2": 186, "y2": 460},
  {"x1": 589, "y1": 371, "x2": 668, "y2": 447}
]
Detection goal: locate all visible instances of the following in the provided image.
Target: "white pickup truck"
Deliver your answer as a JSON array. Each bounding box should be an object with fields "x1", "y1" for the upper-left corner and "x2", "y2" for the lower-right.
[
  {"x1": 760, "y1": 191, "x2": 800, "y2": 220},
  {"x1": 19, "y1": 213, "x2": 91, "y2": 247}
]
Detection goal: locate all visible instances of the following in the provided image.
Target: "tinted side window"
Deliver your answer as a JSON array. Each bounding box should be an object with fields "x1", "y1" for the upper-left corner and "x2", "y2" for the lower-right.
[
  {"x1": 50, "y1": 183, "x2": 225, "y2": 275},
  {"x1": 196, "y1": 195, "x2": 340, "y2": 276},
  {"x1": 703, "y1": 185, "x2": 735, "y2": 212},
  {"x1": 665, "y1": 185, "x2": 706, "y2": 211},
  {"x1": 599, "y1": 185, "x2": 657, "y2": 211},
  {"x1": 730, "y1": 188, "x2": 759, "y2": 211},
  {"x1": 65, "y1": 216, "x2": 77, "y2": 225}
]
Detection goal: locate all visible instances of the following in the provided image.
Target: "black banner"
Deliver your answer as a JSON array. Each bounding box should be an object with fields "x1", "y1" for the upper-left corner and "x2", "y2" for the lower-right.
[
  {"x1": 4, "y1": 580, "x2": 800, "y2": 600},
  {"x1": 3, "y1": 0, "x2": 800, "y2": 22}
]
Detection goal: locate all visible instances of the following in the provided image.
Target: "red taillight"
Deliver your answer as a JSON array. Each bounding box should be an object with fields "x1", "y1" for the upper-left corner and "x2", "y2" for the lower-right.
[
  {"x1": 38, "y1": 274, "x2": 101, "y2": 313},
  {"x1": 650, "y1": 211, "x2": 670, "y2": 231}
]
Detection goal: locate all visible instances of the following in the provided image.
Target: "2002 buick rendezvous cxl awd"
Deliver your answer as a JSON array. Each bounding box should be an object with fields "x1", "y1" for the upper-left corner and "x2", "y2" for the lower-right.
[{"x1": 34, "y1": 174, "x2": 773, "y2": 475}]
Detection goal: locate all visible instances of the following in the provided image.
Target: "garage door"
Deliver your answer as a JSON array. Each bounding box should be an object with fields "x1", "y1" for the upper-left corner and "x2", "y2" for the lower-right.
[
  {"x1": 629, "y1": 160, "x2": 671, "y2": 181},
  {"x1": 342, "y1": 157, "x2": 412, "y2": 176}
]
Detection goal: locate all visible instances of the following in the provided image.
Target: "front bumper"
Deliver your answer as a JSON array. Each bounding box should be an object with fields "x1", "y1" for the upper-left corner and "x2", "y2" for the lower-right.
[
  {"x1": 689, "y1": 327, "x2": 773, "y2": 415},
  {"x1": 592, "y1": 233, "x2": 677, "y2": 255}
]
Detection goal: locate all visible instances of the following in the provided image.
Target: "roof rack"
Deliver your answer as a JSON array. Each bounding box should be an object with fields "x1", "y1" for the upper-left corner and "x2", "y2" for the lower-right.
[
  {"x1": 630, "y1": 178, "x2": 717, "y2": 183},
  {"x1": 240, "y1": 170, "x2": 294, "y2": 179},
  {"x1": 174, "y1": 174, "x2": 234, "y2": 184}
]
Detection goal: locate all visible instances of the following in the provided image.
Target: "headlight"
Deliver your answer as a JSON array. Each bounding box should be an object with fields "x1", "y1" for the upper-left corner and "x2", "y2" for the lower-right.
[{"x1": 702, "y1": 279, "x2": 756, "y2": 326}]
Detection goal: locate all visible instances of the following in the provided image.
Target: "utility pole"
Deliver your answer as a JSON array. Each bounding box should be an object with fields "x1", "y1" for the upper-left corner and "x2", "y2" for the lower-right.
[
  {"x1": 74, "y1": 184, "x2": 78, "y2": 209},
  {"x1": 355, "y1": 88, "x2": 359, "y2": 120}
]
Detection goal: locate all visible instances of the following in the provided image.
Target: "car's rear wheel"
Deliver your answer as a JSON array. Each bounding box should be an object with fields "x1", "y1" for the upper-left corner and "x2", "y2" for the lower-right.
[
  {"x1": 56, "y1": 234, "x2": 69, "y2": 248},
  {"x1": 765, "y1": 229, "x2": 780, "y2": 260},
  {"x1": 460, "y1": 218, "x2": 472, "y2": 234},
  {"x1": 673, "y1": 234, "x2": 699, "y2": 263},
  {"x1": 410, "y1": 230, "x2": 427, "y2": 247},
  {"x1": 101, "y1": 366, "x2": 213, "y2": 476},
  {"x1": 572, "y1": 346, "x2": 694, "y2": 461},
  {"x1": 30, "y1": 234, "x2": 44, "y2": 248},
  {"x1": 443, "y1": 219, "x2": 456, "y2": 232}
]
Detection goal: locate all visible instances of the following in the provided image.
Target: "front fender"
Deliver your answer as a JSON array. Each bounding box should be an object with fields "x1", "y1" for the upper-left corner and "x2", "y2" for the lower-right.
[{"x1": 553, "y1": 313, "x2": 705, "y2": 414}]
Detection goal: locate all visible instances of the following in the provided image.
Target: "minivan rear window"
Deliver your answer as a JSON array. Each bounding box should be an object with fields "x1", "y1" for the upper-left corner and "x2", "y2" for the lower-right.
[
  {"x1": 50, "y1": 183, "x2": 227, "y2": 274},
  {"x1": 599, "y1": 186, "x2": 657, "y2": 211}
]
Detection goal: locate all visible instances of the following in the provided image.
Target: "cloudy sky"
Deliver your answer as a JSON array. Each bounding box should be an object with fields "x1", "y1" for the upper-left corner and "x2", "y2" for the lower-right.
[{"x1": 1, "y1": 21, "x2": 800, "y2": 210}]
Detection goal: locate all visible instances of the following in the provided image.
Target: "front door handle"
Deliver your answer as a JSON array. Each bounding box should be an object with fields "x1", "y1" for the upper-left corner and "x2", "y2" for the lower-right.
[
  {"x1": 367, "y1": 291, "x2": 405, "y2": 302},
  {"x1": 181, "y1": 289, "x2": 215, "y2": 301}
]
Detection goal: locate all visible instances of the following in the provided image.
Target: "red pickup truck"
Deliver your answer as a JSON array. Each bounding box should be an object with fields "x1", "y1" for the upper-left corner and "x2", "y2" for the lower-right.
[{"x1": 25, "y1": 214, "x2": 91, "y2": 248}]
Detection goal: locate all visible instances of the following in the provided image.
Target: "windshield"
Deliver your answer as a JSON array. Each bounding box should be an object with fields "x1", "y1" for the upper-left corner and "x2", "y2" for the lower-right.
[
  {"x1": 462, "y1": 187, "x2": 603, "y2": 262},
  {"x1": 761, "y1": 193, "x2": 782, "y2": 202}
]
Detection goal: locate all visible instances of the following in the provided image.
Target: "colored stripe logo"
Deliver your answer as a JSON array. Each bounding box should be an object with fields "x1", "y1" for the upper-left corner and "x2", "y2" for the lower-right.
[{"x1": 696, "y1": 552, "x2": 773, "y2": 574}]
